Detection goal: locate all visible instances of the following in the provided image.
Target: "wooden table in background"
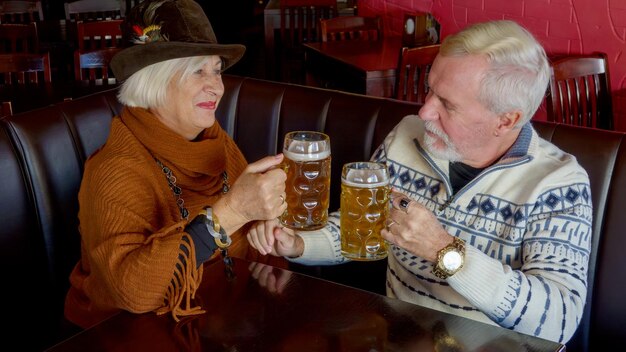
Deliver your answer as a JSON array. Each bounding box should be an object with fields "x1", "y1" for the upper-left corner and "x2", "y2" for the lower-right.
[
  {"x1": 303, "y1": 36, "x2": 403, "y2": 97},
  {"x1": 46, "y1": 257, "x2": 565, "y2": 352},
  {"x1": 263, "y1": 0, "x2": 355, "y2": 80}
]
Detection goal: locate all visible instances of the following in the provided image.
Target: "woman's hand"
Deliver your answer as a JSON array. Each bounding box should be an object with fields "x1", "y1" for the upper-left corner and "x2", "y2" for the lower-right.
[
  {"x1": 216, "y1": 153, "x2": 287, "y2": 219},
  {"x1": 247, "y1": 219, "x2": 303, "y2": 257}
]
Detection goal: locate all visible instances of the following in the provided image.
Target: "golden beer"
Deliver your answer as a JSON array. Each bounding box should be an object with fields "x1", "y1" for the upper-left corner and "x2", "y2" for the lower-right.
[
  {"x1": 340, "y1": 162, "x2": 389, "y2": 260},
  {"x1": 280, "y1": 132, "x2": 331, "y2": 230}
]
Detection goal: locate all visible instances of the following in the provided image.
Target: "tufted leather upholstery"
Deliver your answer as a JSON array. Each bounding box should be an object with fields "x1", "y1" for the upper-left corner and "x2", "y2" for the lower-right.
[{"x1": 1, "y1": 75, "x2": 624, "y2": 351}]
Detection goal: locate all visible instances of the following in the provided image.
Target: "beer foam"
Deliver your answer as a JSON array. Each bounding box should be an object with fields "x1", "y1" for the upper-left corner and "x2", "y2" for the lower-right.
[
  {"x1": 283, "y1": 149, "x2": 331, "y2": 162},
  {"x1": 342, "y1": 180, "x2": 389, "y2": 188},
  {"x1": 342, "y1": 168, "x2": 389, "y2": 188}
]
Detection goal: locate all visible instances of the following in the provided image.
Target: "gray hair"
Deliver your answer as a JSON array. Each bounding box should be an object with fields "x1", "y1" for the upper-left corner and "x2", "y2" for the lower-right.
[
  {"x1": 117, "y1": 56, "x2": 218, "y2": 109},
  {"x1": 440, "y1": 20, "x2": 550, "y2": 125}
]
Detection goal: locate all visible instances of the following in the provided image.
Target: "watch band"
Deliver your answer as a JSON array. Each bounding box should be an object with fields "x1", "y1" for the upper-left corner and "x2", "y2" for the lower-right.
[{"x1": 432, "y1": 237, "x2": 465, "y2": 280}]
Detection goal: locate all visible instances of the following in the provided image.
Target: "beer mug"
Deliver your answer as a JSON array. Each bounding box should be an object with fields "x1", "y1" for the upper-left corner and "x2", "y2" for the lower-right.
[
  {"x1": 340, "y1": 162, "x2": 390, "y2": 260},
  {"x1": 280, "y1": 131, "x2": 331, "y2": 231}
]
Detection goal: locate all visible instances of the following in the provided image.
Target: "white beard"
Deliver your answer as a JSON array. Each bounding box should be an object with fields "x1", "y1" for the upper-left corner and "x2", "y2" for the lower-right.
[{"x1": 423, "y1": 121, "x2": 462, "y2": 162}]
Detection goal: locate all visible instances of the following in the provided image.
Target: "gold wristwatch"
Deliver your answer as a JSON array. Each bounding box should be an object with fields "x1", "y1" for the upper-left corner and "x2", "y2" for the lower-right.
[{"x1": 432, "y1": 237, "x2": 465, "y2": 279}]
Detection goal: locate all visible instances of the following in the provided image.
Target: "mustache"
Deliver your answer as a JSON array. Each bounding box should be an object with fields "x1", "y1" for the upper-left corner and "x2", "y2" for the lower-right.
[{"x1": 424, "y1": 121, "x2": 450, "y2": 143}]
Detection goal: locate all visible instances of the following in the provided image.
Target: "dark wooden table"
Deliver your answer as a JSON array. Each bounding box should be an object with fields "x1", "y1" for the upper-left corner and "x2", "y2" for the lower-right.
[
  {"x1": 263, "y1": 0, "x2": 356, "y2": 81},
  {"x1": 46, "y1": 257, "x2": 565, "y2": 351},
  {"x1": 263, "y1": 0, "x2": 355, "y2": 60},
  {"x1": 303, "y1": 36, "x2": 403, "y2": 98}
]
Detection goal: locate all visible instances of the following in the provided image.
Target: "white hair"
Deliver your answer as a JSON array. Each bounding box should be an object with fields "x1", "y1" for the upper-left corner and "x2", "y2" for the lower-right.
[
  {"x1": 117, "y1": 56, "x2": 221, "y2": 108},
  {"x1": 440, "y1": 20, "x2": 550, "y2": 125}
]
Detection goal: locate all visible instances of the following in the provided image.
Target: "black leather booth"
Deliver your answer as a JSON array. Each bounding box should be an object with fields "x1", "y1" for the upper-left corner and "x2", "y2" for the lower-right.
[{"x1": 1, "y1": 75, "x2": 624, "y2": 351}]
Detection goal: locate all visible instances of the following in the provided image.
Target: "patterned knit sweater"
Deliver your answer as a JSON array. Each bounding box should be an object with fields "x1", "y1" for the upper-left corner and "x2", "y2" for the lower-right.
[
  {"x1": 291, "y1": 115, "x2": 592, "y2": 344},
  {"x1": 64, "y1": 107, "x2": 251, "y2": 328}
]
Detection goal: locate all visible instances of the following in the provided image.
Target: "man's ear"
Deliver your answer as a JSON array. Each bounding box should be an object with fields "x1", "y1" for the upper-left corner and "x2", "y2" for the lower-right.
[{"x1": 496, "y1": 111, "x2": 522, "y2": 134}]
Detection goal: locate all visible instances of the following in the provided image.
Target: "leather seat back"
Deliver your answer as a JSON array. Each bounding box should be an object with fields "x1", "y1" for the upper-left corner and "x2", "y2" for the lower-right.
[
  {"x1": 2, "y1": 75, "x2": 625, "y2": 351},
  {"x1": 533, "y1": 121, "x2": 623, "y2": 351}
]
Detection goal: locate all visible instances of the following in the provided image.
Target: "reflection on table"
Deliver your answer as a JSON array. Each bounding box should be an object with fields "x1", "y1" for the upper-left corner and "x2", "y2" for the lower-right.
[
  {"x1": 303, "y1": 36, "x2": 403, "y2": 97},
  {"x1": 46, "y1": 257, "x2": 565, "y2": 352}
]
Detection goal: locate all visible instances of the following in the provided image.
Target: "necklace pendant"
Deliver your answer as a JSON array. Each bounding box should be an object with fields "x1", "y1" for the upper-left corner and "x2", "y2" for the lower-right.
[
  {"x1": 155, "y1": 157, "x2": 189, "y2": 221},
  {"x1": 222, "y1": 170, "x2": 230, "y2": 194}
]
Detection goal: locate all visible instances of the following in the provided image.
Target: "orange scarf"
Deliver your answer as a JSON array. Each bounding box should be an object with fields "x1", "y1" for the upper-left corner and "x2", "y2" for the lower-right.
[
  {"x1": 122, "y1": 106, "x2": 234, "y2": 196},
  {"x1": 121, "y1": 107, "x2": 289, "y2": 266}
]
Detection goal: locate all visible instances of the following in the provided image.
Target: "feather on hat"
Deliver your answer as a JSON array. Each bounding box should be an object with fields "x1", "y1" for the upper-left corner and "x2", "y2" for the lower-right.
[{"x1": 111, "y1": 0, "x2": 245, "y2": 81}]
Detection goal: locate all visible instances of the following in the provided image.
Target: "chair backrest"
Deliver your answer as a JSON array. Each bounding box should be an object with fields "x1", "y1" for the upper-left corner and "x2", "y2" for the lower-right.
[
  {"x1": 278, "y1": 0, "x2": 337, "y2": 83},
  {"x1": 0, "y1": 51, "x2": 50, "y2": 84},
  {"x1": 279, "y1": 0, "x2": 337, "y2": 48},
  {"x1": 75, "y1": 19, "x2": 123, "y2": 50},
  {"x1": 73, "y1": 47, "x2": 121, "y2": 85},
  {"x1": 64, "y1": 0, "x2": 122, "y2": 21},
  {"x1": 547, "y1": 52, "x2": 613, "y2": 130},
  {"x1": 1, "y1": 100, "x2": 12, "y2": 116},
  {"x1": 395, "y1": 44, "x2": 440, "y2": 103},
  {"x1": 0, "y1": 22, "x2": 38, "y2": 53},
  {"x1": 0, "y1": 1, "x2": 43, "y2": 23},
  {"x1": 320, "y1": 15, "x2": 382, "y2": 42}
]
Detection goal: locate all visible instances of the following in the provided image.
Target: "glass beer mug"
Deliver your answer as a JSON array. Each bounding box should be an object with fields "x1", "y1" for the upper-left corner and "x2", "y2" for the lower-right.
[
  {"x1": 340, "y1": 162, "x2": 390, "y2": 260},
  {"x1": 280, "y1": 131, "x2": 331, "y2": 231}
]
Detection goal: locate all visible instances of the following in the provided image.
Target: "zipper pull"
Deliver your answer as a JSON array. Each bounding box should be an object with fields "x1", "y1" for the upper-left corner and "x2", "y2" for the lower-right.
[{"x1": 439, "y1": 197, "x2": 453, "y2": 212}]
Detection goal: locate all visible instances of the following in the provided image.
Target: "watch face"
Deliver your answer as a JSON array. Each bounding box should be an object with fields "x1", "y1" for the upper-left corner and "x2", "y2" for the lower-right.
[
  {"x1": 442, "y1": 250, "x2": 463, "y2": 271},
  {"x1": 405, "y1": 18, "x2": 415, "y2": 35}
]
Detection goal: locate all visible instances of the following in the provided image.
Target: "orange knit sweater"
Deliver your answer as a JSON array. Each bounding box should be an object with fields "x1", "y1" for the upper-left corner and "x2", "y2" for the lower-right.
[{"x1": 64, "y1": 107, "x2": 256, "y2": 328}]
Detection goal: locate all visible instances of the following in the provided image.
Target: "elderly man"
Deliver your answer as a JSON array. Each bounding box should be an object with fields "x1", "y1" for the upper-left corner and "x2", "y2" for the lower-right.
[{"x1": 247, "y1": 20, "x2": 591, "y2": 344}]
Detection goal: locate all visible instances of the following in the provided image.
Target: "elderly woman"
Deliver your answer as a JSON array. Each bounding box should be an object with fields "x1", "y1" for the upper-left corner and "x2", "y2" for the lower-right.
[{"x1": 64, "y1": 0, "x2": 287, "y2": 329}]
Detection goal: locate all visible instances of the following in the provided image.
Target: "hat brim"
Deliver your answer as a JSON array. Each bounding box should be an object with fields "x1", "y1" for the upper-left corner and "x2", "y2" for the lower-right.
[{"x1": 110, "y1": 41, "x2": 246, "y2": 81}]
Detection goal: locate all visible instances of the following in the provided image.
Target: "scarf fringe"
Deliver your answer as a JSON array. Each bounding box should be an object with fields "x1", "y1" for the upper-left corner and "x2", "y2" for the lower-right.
[{"x1": 155, "y1": 233, "x2": 205, "y2": 321}]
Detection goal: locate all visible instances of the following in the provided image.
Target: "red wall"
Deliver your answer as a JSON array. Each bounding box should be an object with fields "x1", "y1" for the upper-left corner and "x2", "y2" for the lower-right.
[{"x1": 358, "y1": 0, "x2": 626, "y2": 131}]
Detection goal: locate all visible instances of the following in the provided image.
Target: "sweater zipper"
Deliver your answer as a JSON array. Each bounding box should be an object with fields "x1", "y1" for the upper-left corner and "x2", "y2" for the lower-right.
[
  {"x1": 439, "y1": 197, "x2": 454, "y2": 212},
  {"x1": 412, "y1": 136, "x2": 534, "y2": 213},
  {"x1": 435, "y1": 157, "x2": 533, "y2": 212}
]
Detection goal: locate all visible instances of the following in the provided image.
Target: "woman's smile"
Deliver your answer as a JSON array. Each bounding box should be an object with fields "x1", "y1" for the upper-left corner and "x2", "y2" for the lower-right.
[{"x1": 196, "y1": 101, "x2": 217, "y2": 110}]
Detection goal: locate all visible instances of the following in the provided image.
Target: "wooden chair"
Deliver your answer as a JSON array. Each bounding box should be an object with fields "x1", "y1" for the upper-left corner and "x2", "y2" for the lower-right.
[
  {"x1": 320, "y1": 16, "x2": 382, "y2": 42},
  {"x1": 1, "y1": 101, "x2": 12, "y2": 117},
  {"x1": 547, "y1": 52, "x2": 614, "y2": 130},
  {"x1": 0, "y1": 1, "x2": 43, "y2": 23},
  {"x1": 64, "y1": 0, "x2": 122, "y2": 21},
  {"x1": 75, "y1": 19, "x2": 123, "y2": 50},
  {"x1": 395, "y1": 44, "x2": 440, "y2": 103},
  {"x1": 74, "y1": 47, "x2": 121, "y2": 85},
  {"x1": 278, "y1": 0, "x2": 337, "y2": 83},
  {"x1": 0, "y1": 22, "x2": 38, "y2": 53},
  {"x1": 0, "y1": 51, "x2": 51, "y2": 84}
]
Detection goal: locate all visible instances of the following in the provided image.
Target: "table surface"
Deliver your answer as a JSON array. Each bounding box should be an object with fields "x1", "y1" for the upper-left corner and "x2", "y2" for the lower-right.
[
  {"x1": 303, "y1": 37, "x2": 403, "y2": 76},
  {"x1": 302, "y1": 37, "x2": 404, "y2": 97},
  {"x1": 263, "y1": 0, "x2": 355, "y2": 80},
  {"x1": 46, "y1": 257, "x2": 565, "y2": 352}
]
